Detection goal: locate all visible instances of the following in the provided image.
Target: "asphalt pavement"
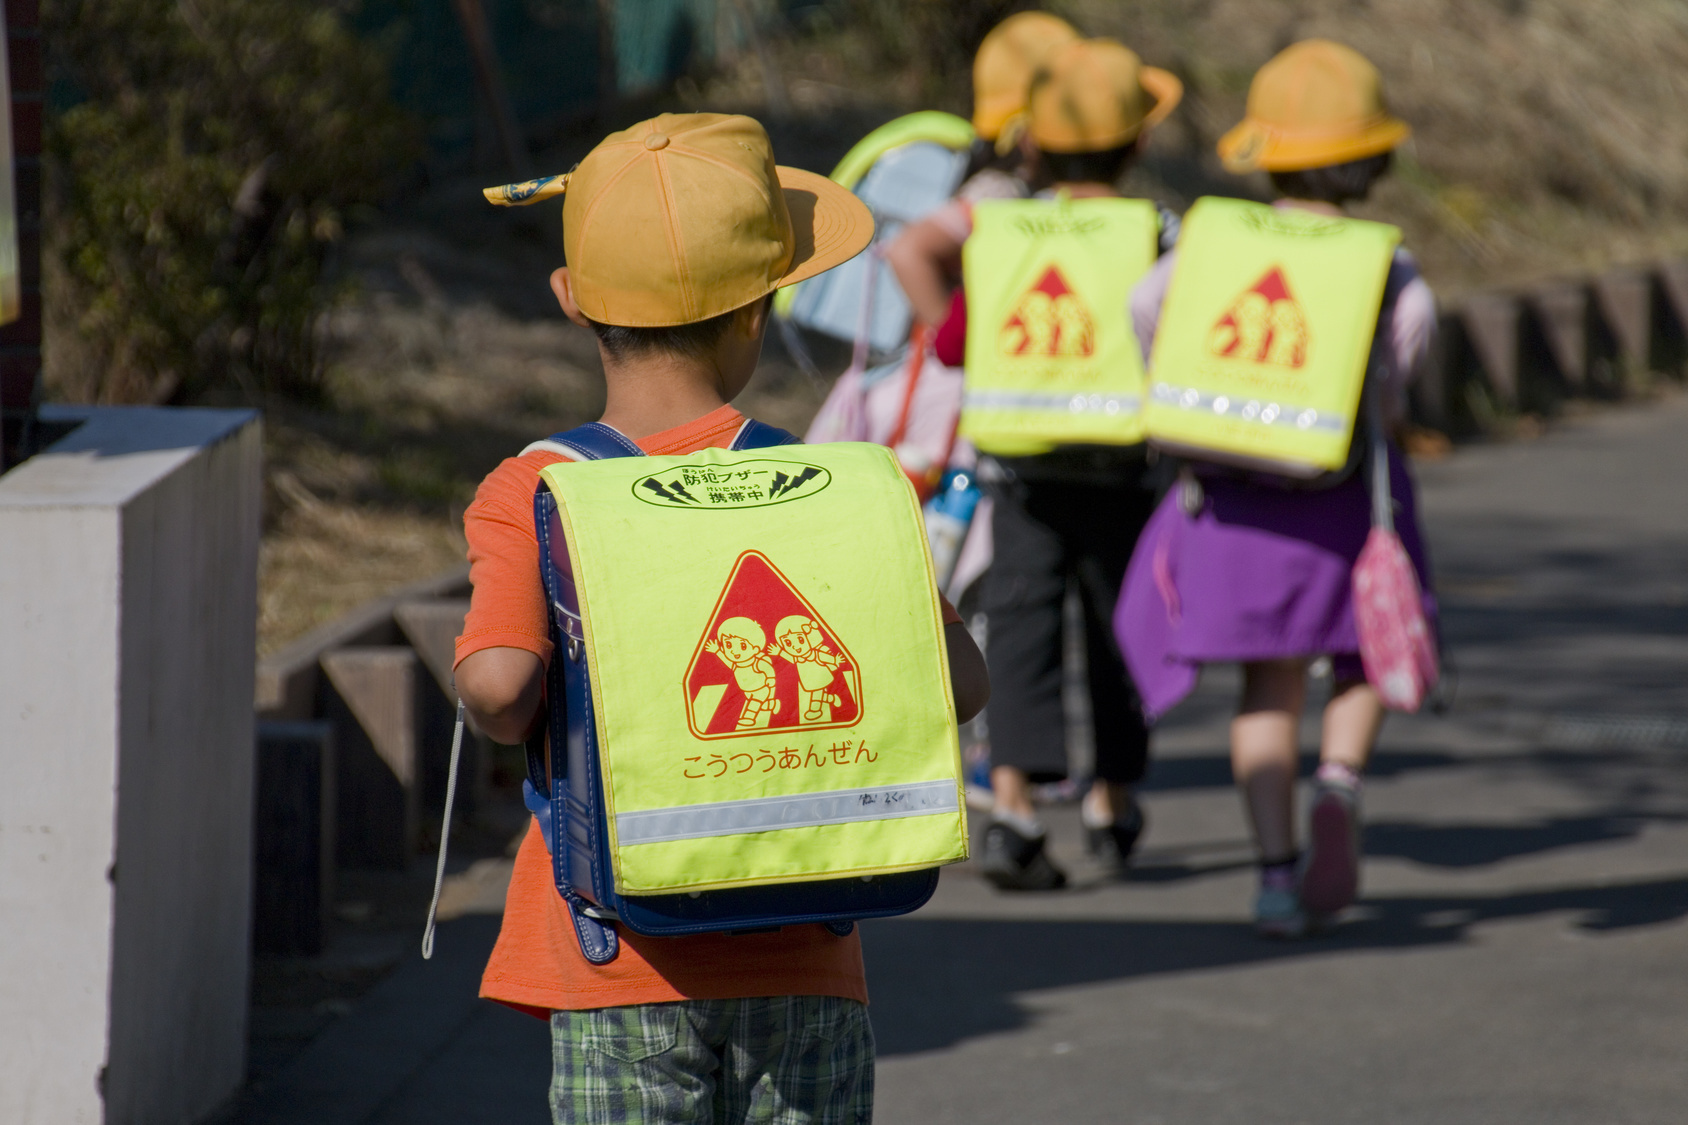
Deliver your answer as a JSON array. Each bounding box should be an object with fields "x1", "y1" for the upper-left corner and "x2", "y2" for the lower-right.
[{"x1": 234, "y1": 389, "x2": 1688, "y2": 1125}]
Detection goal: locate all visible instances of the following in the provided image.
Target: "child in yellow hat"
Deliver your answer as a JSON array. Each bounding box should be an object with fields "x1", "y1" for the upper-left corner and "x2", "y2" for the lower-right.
[
  {"x1": 456, "y1": 112, "x2": 989, "y2": 1121},
  {"x1": 805, "y1": 12, "x2": 1080, "y2": 478},
  {"x1": 1117, "y1": 40, "x2": 1439, "y2": 937},
  {"x1": 887, "y1": 39, "x2": 1184, "y2": 891}
]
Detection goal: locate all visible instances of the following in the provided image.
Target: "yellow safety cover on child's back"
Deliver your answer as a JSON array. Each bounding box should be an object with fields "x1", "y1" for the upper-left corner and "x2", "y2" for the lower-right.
[
  {"x1": 959, "y1": 195, "x2": 1159, "y2": 454},
  {"x1": 1144, "y1": 196, "x2": 1401, "y2": 476},
  {"x1": 540, "y1": 442, "x2": 966, "y2": 895}
]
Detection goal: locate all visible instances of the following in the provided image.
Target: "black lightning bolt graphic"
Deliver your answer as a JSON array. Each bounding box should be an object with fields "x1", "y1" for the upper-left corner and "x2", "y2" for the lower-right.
[
  {"x1": 641, "y1": 478, "x2": 695, "y2": 505},
  {"x1": 666, "y1": 477, "x2": 701, "y2": 504},
  {"x1": 771, "y1": 467, "x2": 821, "y2": 497}
]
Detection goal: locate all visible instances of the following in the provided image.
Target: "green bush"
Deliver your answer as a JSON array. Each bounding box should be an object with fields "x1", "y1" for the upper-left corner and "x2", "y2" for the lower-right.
[{"x1": 44, "y1": 0, "x2": 417, "y2": 404}]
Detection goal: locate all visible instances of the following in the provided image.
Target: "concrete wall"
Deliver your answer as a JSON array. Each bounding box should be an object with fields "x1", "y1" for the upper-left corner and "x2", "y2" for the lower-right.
[{"x1": 0, "y1": 406, "x2": 261, "y2": 1125}]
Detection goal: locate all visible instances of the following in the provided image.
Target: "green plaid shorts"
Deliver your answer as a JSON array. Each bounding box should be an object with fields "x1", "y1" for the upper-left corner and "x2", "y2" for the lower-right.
[{"x1": 549, "y1": 995, "x2": 874, "y2": 1124}]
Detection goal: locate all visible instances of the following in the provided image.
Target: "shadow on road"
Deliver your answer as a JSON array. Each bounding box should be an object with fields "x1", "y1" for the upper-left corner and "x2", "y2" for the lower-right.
[
  {"x1": 1139, "y1": 748, "x2": 1468, "y2": 794},
  {"x1": 863, "y1": 873, "x2": 1688, "y2": 1055}
]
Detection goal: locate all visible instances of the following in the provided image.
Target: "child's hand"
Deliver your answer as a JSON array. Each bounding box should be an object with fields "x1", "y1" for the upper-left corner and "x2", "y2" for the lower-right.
[{"x1": 704, "y1": 638, "x2": 719, "y2": 654}]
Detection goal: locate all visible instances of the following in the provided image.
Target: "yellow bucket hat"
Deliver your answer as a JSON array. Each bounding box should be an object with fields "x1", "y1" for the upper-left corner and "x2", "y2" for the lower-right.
[
  {"x1": 1027, "y1": 38, "x2": 1183, "y2": 154},
  {"x1": 483, "y1": 113, "x2": 873, "y2": 327},
  {"x1": 971, "y1": 11, "x2": 1081, "y2": 142},
  {"x1": 1218, "y1": 39, "x2": 1410, "y2": 173}
]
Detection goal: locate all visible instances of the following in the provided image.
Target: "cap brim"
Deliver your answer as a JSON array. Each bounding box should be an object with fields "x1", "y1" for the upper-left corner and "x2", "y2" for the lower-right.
[
  {"x1": 1140, "y1": 67, "x2": 1184, "y2": 133},
  {"x1": 1218, "y1": 116, "x2": 1410, "y2": 173},
  {"x1": 775, "y1": 166, "x2": 875, "y2": 289}
]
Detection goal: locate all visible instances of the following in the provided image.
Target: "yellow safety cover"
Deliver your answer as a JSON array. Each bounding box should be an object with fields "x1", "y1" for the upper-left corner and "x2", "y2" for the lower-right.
[
  {"x1": 540, "y1": 442, "x2": 966, "y2": 894},
  {"x1": 1144, "y1": 196, "x2": 1401, "y2": 476},
  {"x1": 959, "y1": 195, "x2": 1159, "y2": 454}
]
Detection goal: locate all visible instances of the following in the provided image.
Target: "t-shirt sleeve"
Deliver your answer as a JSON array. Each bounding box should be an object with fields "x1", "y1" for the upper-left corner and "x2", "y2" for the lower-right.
[
  {"x1": 926, "y1": 198, "x2": 975, "y2": 245},
  {"x1": 932, "y1": 288, "x2": 968, "y2": 367},
  {"x1": 454, "y1": 454, "x2": 562, "y2": 670}
]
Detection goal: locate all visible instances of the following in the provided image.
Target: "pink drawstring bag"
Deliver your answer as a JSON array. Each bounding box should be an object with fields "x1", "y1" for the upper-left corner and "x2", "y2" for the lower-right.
[{"x1": 1352, "y1": 403, "x2": 1438, "y2": 711}]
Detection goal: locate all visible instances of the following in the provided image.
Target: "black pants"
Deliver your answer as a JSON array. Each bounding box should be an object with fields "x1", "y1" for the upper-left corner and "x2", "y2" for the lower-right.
[{"x1": 980, "y1": 449, "x2": 1161, "y2": 785}]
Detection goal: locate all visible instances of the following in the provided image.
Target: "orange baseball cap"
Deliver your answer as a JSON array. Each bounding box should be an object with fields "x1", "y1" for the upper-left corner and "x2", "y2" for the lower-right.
[
  {"x1": 1027, "y1": 38, "x2": 1183, "y2": 154},
  {"x1": 483, "y1": 113, "x2": 872, "y2": 327},
  {"x1": 971, "y1": 12, "x2": 1081, "y2": 142},
  {"x1": 1217, "y1": 40, "x2": 1410, "y2": 173}
]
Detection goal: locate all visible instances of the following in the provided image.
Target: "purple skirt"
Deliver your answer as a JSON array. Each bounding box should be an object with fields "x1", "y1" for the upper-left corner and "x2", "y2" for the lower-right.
[{"x1": 1115, "y1": 445, "x2": 1437, "y2": 722}]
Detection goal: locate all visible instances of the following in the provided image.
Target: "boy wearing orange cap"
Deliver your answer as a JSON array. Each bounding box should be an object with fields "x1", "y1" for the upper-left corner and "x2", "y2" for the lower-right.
[
  {"x1": 1117, "y1": 41, "x2": 1438, "y2": 937},
  {"x1": 457, "y1": 113, "x2": 989, "y2": 1122},
  {"x1": 888, "y1": 39, "x2": 1183, "y2": 890}
]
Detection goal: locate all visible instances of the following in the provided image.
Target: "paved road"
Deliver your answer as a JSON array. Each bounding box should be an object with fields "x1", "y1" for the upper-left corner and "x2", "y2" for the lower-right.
[{"x1": 236, "y1": 390, "x2": 1688, "y2": 1124}]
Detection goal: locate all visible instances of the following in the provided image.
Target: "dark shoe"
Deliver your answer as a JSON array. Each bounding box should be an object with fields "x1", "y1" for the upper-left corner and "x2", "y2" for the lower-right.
[
  {"x1": 1085, "y1": 800, "x2": 1146, "y2": 876},
  {"x1": 979, "y1": 820, "x2": 1068, "y2": 891}
]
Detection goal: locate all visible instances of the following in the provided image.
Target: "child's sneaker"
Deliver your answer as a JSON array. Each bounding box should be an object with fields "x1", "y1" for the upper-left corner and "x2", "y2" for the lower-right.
[
  {"x1": 1253, "y1": 859, "x2": 1306, "y2": 938},
  {"x1": 1301, "y1": 763, "x2": 1362, "y2": 918},
  {"x1": 1084, "y1": 798, "x2": 1146, "y2": 876},
  {"x1": 979, "y1": 817, "x2": 1068, "y2": 891}
]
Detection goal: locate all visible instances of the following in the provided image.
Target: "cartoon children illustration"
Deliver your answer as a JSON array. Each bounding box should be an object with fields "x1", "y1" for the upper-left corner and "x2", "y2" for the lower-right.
[
  {"x1": 774, "y1": 615, "x2": 845, "y2": 722},
  {"x1": 704, "y1": 616, "x2": 780, "y2": 729}
]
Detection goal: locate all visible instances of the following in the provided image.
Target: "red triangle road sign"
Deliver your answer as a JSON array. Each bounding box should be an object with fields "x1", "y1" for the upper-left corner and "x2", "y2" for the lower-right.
[{"x1": 684, "y1": 551, "x2": 861, "y2": 739}]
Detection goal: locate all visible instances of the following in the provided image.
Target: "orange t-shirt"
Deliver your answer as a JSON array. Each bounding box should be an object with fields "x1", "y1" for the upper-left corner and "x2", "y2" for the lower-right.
[{"x1": 455, "y1": 404, "x2": 959, "y2": 1015}]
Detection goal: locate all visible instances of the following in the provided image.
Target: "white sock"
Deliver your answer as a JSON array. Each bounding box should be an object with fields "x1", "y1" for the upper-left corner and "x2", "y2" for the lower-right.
[{"x1": 992, "y1": 809, "x2": 1045, "y2": 839}]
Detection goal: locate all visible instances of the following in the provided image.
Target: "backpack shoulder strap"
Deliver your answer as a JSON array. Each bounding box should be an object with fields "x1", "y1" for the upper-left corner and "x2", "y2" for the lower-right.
[
  {"x1": 523, "y1": 421, "x2": 644, "y2": 461},
  {"x1": 730, "y1": 418, "x2": 801, "y2": 449},
  {"x1": 525, "y1": 418, "x2": 797, "y2": 459}
]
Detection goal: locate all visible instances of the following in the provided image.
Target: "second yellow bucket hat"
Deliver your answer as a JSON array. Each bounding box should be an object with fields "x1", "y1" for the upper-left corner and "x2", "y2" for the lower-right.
[
  {"x1": 1218, "y1": 39, "x2": 1410, "y2": 173},
  {"x1": 1027, "y1": 38, "x2": 1183, "y2": 154}
]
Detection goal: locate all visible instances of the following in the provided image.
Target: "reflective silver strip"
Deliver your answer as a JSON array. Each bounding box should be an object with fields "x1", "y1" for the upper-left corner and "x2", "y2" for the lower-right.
[
  {"x1": 1149, "y1": 381, "x2": 1347, "y2": 434},
  {"x1": 521, "y1": 438, "x2": 590, "y2": 458},
  {"x1": 964, "y1": 391, "x2": 1141, "y2": 416},
  {"x1": 615, "y1": 779, "x2": 959, "y2": 845}
]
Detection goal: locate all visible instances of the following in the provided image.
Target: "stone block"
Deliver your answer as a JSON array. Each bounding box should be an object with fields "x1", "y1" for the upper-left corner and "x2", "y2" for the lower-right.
[
  {"x1": 0, "y1": 405, "x2": 260, "y2": 1125},
  {"x1": 320, "y1": 647, "x2": 424, "y2": 869},
  {"x1": 394, "y1": 597, "x2": 482, "y2": 818},
  {"x1": 254, "y1": 722, "x2": 336, "y2": 958},
  {"x1": 256, "y1": 567, "x2": 467, "y2": 722},
  {"x1": 1522, "y1": 280, "x2": 1588, "y2": 396},
  {"x1": 1456, "y1": 293, "x2": 1521, "y2": 411},
  {"x1": 1592, "y1": 268, "x2": 1651, "y2": 378}
]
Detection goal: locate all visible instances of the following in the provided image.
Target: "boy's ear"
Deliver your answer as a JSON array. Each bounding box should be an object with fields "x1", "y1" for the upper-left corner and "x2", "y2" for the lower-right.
[
  {"x1": 736, "y1": 292, "x2": 773, "y2": 339},
  {"x1": 551, "y1": 267, "x2": 593, "y2": 329}
]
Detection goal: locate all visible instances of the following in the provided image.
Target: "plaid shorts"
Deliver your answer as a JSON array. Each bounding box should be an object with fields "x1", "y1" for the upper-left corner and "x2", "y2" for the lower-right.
[{"x1": 550, "y1": 995, "x2": 874, "y2": 1125}]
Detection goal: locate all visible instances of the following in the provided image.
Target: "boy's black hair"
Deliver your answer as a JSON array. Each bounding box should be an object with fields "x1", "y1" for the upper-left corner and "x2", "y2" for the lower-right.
[
  {"x1": 1039, "y1": 138, "x2": 1142, "y2": 187},
  {"x1": 587, "y1": 295, "x2": 771, "y2": 362},
  {"x1": 1269, "y1": 152, "x2": 1392, "y2": 206}
]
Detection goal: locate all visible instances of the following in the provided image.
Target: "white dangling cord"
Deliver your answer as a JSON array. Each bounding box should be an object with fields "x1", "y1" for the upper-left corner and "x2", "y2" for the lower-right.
[
  {"x1": 1368, "y1": 368, "x2": 1394, "y2": 534},
  {"x1": 422, "y1": 700, "x2": 467, "y2": 959}
]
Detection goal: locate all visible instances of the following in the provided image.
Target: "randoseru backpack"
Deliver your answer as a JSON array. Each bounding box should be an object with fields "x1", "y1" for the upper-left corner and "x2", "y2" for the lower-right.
[{"x1": 520, "y1": 419, "x2": 940, "y2": 964}]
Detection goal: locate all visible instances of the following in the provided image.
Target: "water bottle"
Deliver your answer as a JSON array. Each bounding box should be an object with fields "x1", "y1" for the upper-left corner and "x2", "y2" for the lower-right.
[{"x1": 923, "y1": 468, "x2": 982, "y2": 592}]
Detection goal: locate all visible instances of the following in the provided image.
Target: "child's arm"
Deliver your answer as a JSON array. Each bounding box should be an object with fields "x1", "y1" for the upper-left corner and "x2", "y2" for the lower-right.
[
  {"x1": 945, "y1": 620, "x2": 990, "y2": 723},
  {"x1": 458, "y1": 646, "x2": 544, "y2": 745},
  {"x1": 885, "y1": 212, "x2": 966, "y2": 328}
]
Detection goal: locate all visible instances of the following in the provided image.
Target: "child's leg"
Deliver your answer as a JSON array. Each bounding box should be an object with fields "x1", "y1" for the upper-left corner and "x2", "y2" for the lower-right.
[
  {"x1": 551, "y1": 1002, "x2": 718, "y2": 1125},
  {"x1": 714, "y1": 996, "x2": 874, "y2": 1125},
  {"x1": 1300, "y1": 675, "x2": 1383, "y2": 918},
  {"x1": 1231, "y1": 659, "x2": 1308, "y2": 863},
  {"x1": 1320, "y1": 677, "x2": 1384, "y2": 773}
]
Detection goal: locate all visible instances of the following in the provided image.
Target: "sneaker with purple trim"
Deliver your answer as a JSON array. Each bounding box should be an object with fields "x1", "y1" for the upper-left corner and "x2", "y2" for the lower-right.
[
  {"x1": 1254, "y1": 862, "x2": 1307, "y2": 938},
  {"x1": 1301, "y1": 766, "x2": 1362, "y2": 918}
]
